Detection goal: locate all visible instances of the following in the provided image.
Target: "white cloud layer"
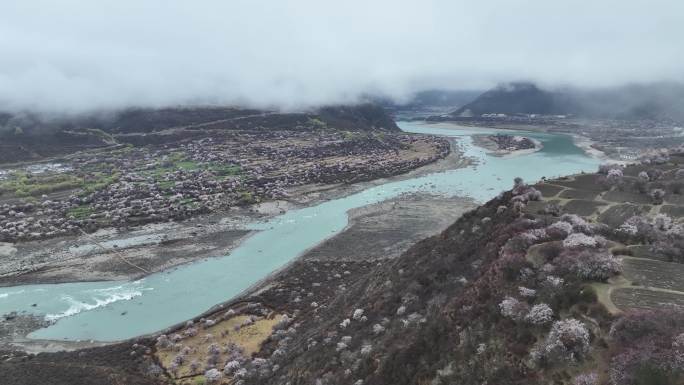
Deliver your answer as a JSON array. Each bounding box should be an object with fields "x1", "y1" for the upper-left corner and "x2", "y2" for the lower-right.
[{"x1": 0, "y1": 0, "x2": 683, "y2": 113}]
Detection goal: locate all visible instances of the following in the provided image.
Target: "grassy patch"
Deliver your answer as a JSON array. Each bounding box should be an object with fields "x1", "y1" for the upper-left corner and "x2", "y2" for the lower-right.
[
  {"x1": 68, "y1": 205, "x2": 94, "y2": 219},
  {"x1": 238, "y1": 191, "x2": 256, "y2": 204},
  {"x1": 176, "y1": 160, "x2": 200, "y2": 171},
  {"x1": 597, "y1": 204, "x2": 650, "y2": 228},
  {"x1": 602, "y1": 190, "x2": 652, "y2": 204},
  {"x1": 179, "y1": 198, "x2": 199, "y2": 208},
  {"x1": 558, "y1": 189, "x2": 599, "y2": 200},
  {"x1": 0, "y1": 172, "x2": 83, "y2": 197},
  {"x1": 341, "y1": 130, "x2": 357, "y2": 140},
  {"x1": 562, "y1": 199, "x2": 607, "y2": 216},
  {"x1": 146, "y1": 159, "x2": 198, "y2": 178},
  {"x1": 82, "y1": 172, "x2": 120, "y2": 194},
  {"x1": 166, "y1": 151, "x2": 186, "y2": 163},
  {"x1": 157, "y1": 180, "x2": 175, "y2": 191},
  {"x1": 552, "y1": 174, "x2": 607, "y2": 192},
  {"x1": 532, "y1": 183, "x2": 565, "y2": 197},
  {"x1": 622, "y1": 257, "x2": 684, "y2": 292},
  {"x1": 308, "y1": 117, "x2": 327, "y2": 129},
  {"x1": 209, "y1": 164, "x2": 241, "y2": 177},
  {"x1": 612, "y1": 287, "x2": 684, "y2": 311},
  {"x1": 82, "y1": 128, "x2": 115, "y2": 142},
  {"x1": 155, "y1": 314, "x2": 283, "y2": 379}
]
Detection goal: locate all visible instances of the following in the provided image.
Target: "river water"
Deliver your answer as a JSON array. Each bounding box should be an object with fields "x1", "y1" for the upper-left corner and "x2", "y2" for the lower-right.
[{"x1": 0, "y1": 122, "x2": 600, "y2": 342}]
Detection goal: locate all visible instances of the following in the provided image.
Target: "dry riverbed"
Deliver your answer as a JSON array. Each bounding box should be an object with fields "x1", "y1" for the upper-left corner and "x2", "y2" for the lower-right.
[{"x1": 302, "y1": 192, "x2": 476, "y2": 262}]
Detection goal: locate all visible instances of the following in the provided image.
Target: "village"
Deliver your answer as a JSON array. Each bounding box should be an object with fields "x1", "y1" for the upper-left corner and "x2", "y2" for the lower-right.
[{"x1": 0, "y1": 128, "x2": 449, "y2": 244}]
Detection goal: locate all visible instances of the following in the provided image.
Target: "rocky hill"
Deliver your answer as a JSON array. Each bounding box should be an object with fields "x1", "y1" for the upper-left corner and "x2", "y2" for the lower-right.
[
  {"x1": 242, "y1": 150, "x2": 684, "y2": 385},
  {"x1": 0, "y1": 104, "x2": 398, "y2": 164},
  {"x1": 452, "y1": 82, "x2": 684, "y2": 122},
  {"x1": 453, "y1": 82, "x2": 566, "y2": 117}
]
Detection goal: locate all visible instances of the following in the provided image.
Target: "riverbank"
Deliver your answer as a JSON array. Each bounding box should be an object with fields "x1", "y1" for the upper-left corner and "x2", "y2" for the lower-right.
[{"x1": 571, "y1": 133, "x2": 627, "y2": 164}]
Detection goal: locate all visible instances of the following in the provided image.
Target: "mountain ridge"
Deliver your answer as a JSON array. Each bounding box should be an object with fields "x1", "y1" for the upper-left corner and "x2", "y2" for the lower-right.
[{"x1": 452, "y1": 82, "x2": 684, "y2": 122}]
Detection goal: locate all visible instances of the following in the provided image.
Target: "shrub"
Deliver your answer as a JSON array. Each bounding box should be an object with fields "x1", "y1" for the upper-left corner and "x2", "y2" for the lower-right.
[
  {"x1": 608, "y1": 310, "x2": 684, "y2": 384},
  {"x1": 598, "y1": 164, "x2": 621, "y2": 174},
  {"x1": 527, "y1": 188, "x2": 543, "y2": 201},
  {"x1": 519, "y1": 286, "x2": 537, "y2": 298},
  {"x1": 620, "y1": 214, "x2": 683, "y2": 244},
  {"x1": 513, "y1": 200, "x2": 526, "y2": 214},
  {"x1": 565, "y1": 249, "x2": 623, "y2": 281},
  {"x1": 609, "y1": 309, "x2": 684, "y2": 346},
  {"x1": 544, "y1": 275, "x2": 564, "y2": 288},
  {"x1": 531, "y1": 318, "x2": 590, "y2": 364},
  {"x1": 204, "y1": 368, "x2": 222, "y2": 384},
  {"x1": 560, "y1": 214, "x2": 593, "y2": 234},
  {"x1": 573, "y1": 372, "x2": 598, "y2": 385},
  {"x1": 578, "y1": 285, "x2": 598, "y2": 303},
  {"x1": 619, "y1": 215, "x2": 655, "y2": 240},
  {"x1": 537, "y1": 242, "x2": 563, "y2": 261},
  {"x1": 499, "y1": 252, "x2": 529, "y2": 281},
  {"x1": 562, "y1": 233, "x2": 600, "y2": 249},
  {"x1": 224, "y1": 360, "x2": 241, "y2": 375},
  {"x1": 543, "y1": 202, "x2": 562, "y2": 216},
  {"x1": 156, "y1": 334, "x2": 171, "y2": 349},
  {"x1": 525, "y1": 303, "x2": 554, "y2": 325},
  {"x1": 499, "y1": 297, "x2": 529, "y2": 321},
  {"x1": 511, "y1": 177, "x2": 542, "y2": 203},
  {"x1": 647, "y1": 168, "x2": 664, "y2": 180},
  {"x1": 547, "y1": 221, "x2": 573, "y2": 239},
  {"x1": 650, "y1": 189, "x2": 666, "y2": 204},
  {"x1": 352, "y1": 309, "x2": 364, "y2": 320},
  {"x1": 513, "y1": 177, "x2": 527, "y2": 195},
  {"x1": 607, "y1": 168, "x2": 624, "y2": 184}
]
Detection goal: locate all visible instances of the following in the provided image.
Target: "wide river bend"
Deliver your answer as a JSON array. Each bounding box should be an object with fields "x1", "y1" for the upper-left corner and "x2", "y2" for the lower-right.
[{"x1": 0, "y1": 122, "x2": 599, "y2": 342}]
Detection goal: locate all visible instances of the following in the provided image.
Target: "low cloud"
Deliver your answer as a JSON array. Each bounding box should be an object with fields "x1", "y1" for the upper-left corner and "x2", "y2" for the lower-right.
[{"x1": 1, "y1": 0, "x2": 683, "y2": 113}]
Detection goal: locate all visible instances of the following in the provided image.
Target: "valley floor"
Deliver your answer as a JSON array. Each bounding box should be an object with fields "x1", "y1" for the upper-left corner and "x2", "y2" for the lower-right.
[{"x1": 0, "y1": 138, "x2": 471, "y2": 352}]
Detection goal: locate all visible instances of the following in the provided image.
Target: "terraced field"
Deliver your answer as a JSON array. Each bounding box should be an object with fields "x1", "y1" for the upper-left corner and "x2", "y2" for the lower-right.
[{"x1": 527, "y1": 154, "x2": 684, "y2": 313}]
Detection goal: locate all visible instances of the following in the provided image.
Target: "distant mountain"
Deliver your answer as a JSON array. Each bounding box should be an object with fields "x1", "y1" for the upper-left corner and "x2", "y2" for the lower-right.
[
  {"x1": 576, "y1": 83, "x2": 684, "y2": 121},
  {"x1": 400, "y1": 90, "x2": 482, "y2": 109},
  {"x1": 451, "y1": 82, "x2": 684, "y2": 122},
  {"x1": 370, "y1": 89, "x2": 483, "y2": 120},
  {"x1": 453, "y1": 82, "x2": 566, "y2": 117},
  {"x1": 0, "y1": 104, "x2": 398, "y2": 164},
  {"x1": 370, "y1": 90, "x2": 482, "y2": 112}
]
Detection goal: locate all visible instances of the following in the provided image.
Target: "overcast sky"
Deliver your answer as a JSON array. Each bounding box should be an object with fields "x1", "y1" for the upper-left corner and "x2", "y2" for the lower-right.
[{"x1": 0, "y1": 0, "x2": 682, "y2": 113}]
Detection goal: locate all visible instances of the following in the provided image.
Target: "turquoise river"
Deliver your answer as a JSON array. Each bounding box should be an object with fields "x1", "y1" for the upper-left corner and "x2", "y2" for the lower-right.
[{"x1": 0, "y1": 122, "x2": 600, "y2": 342}]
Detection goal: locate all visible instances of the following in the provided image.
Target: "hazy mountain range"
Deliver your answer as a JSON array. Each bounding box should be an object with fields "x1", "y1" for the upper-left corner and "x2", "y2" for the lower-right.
[{"x1": 451, "y1": 82, "x2": 684, "y2": 121}]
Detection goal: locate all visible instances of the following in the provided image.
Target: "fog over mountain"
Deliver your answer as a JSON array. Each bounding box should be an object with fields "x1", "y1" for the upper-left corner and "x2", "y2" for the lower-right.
[
  {"x1": 1, "y1": 0, "x2": 683, "y2": 114},
  {"x1": 451, "y1": 82, "x2": 684, "y2": 121}
]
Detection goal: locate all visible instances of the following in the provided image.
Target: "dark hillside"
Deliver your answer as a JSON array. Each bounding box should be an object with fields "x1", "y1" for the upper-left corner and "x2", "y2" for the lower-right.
[
  {"x1": 0, "y1": 104, "x2": 398, "y2": 164},
  {"x1": 453, "y1": 82, "x2": 566, "y2": 116},
  {"x1": 317, "y1": 104, "x2": 399, "y2": 131},
  {"x1": 451, "y1": 82, "x2": 684, "y2": 122},
  {"x1": 244, "y1": 152, "x2": 684, "y2": 385}
]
